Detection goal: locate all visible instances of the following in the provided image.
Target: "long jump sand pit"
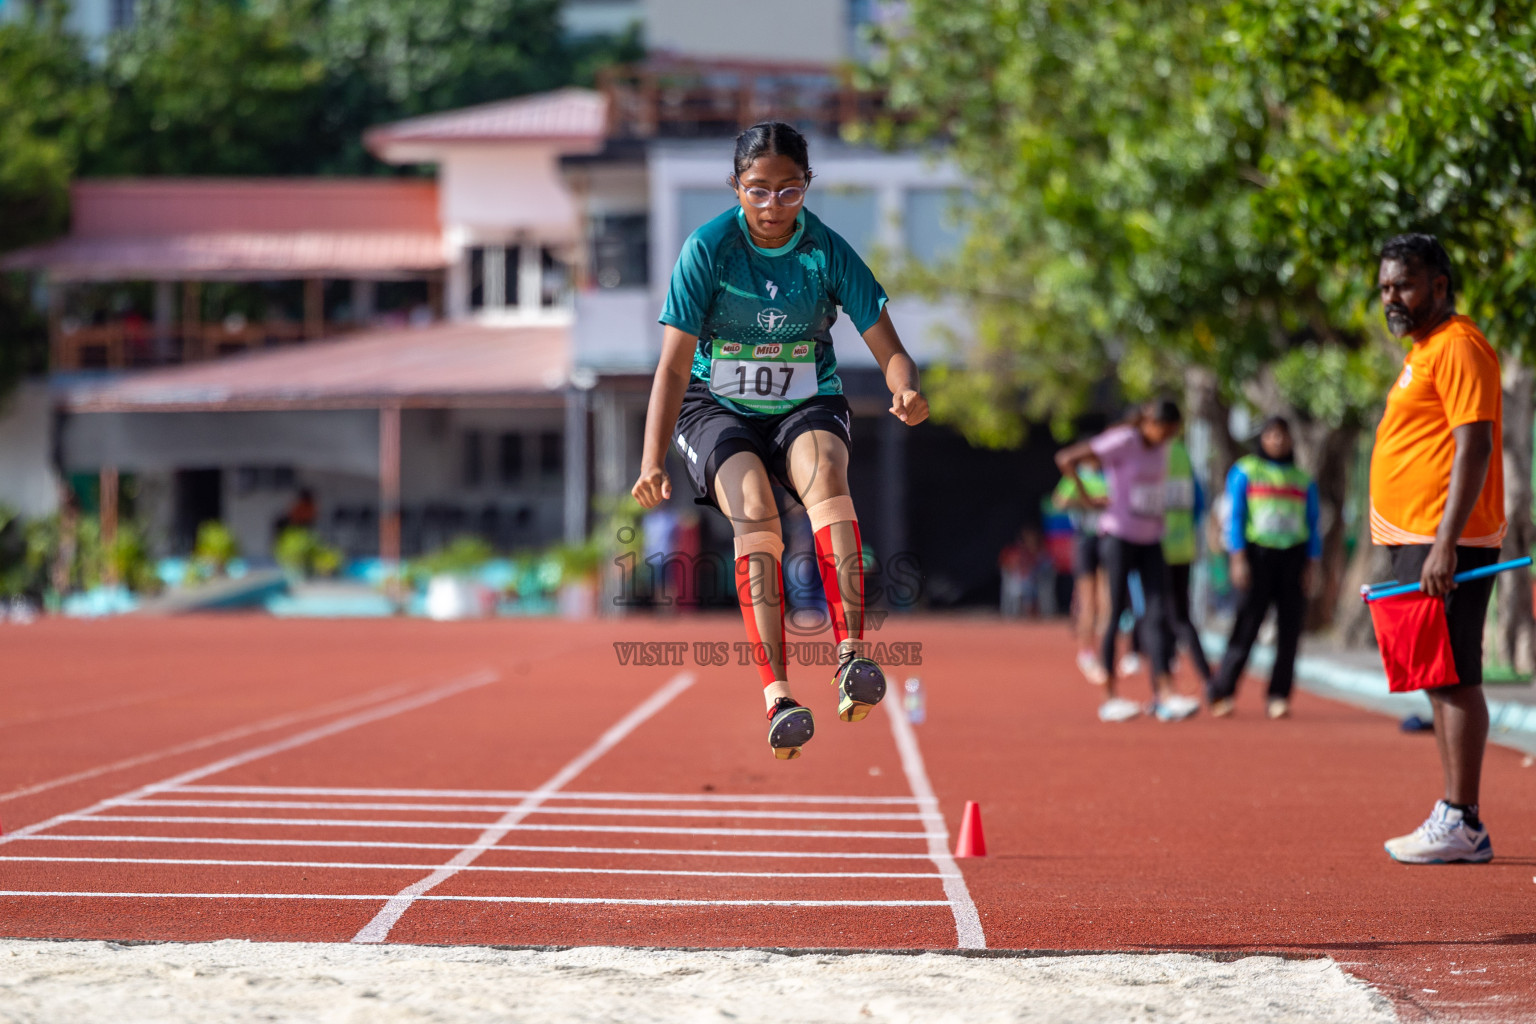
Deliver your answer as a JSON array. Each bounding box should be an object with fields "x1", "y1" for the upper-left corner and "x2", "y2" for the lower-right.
[{"x1": 0, "y1": 939, "x2": 1396, "y2": 1023}]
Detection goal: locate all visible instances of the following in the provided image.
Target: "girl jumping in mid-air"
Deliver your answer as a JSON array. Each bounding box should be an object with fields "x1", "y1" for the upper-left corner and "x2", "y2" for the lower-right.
[{"x1": 631, "y1": 121, "x2": 928, "y2": 759}]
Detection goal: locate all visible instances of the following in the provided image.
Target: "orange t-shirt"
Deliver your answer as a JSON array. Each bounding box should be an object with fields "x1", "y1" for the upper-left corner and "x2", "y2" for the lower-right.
[{"x1": 1370, "y1": 315, "x2": 1505, "y2": 547}]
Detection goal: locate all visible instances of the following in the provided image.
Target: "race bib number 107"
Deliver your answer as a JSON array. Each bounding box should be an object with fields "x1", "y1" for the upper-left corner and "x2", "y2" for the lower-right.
[{"x1": 709, "y1": 340, "x2": 817, "y2": 413}]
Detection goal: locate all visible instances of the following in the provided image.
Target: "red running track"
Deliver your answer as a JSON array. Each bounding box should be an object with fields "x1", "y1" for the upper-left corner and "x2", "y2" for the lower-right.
[{"x1": 1, "y1": 616, "x2": 1533, "y2": 1022}]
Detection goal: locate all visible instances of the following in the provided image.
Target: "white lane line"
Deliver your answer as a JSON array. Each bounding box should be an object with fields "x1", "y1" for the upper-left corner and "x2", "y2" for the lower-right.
[
  {"x1": 0, "y1": 670, "x2": 500, "y2": 846},
  {"x1": 0, "y1": 890, "x2": 948, "y2": 907},
  {"x1": 0, "y1": 856, "x2": 941, "y2": 880},
  {"x1": 76, "y1": 815, "x2": 926, "y2": 840},
  {"x1": 352, "y1": 671, "x2": 696, "y2": 945},
  {"x1": 885, "y1": 701, "x2": 987, "y2": 950},
  {"x1": 121, "y1": 799, "x2": 935, "y2": 822},
  {"x1": 0, "y1": 678, "x2": 430, "y2": 805},
  {"x1": 168, "y1": 786, "x2": 920, "y2": 805},
  {"x1": 15, "y1": 835, "x2": 935, "y2": 860}
]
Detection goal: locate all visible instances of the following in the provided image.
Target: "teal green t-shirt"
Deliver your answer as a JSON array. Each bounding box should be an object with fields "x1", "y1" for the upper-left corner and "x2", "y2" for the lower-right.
[{"x1": 659, "y1": 206, "x2": 889, "y2": 417}]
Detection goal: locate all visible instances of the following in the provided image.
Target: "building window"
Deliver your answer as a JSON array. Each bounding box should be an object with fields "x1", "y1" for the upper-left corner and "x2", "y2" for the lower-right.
[
  {"x1": 539, "y1": 431, "x2": 563, "y2": 477},
  {"x1": 463, "y1": 430, "x2": 485, "y2": 487},
  {"x1": 902, "y1": 187, "x2": 967, "y2": 265},
  {"x1": 498, "y1": 432, "x2": 524, "y2": 485},
  {"x1": 541, "y1": 247, "x2": 570, "y2": 308},
  {"x1": 467, "y1": 245, "x2": 520, "y2": 312},
  {"x1": 590, "y1": 214, "x2": 649, "y2": 288},
  {"x1": 806, "y1": 186, "x2": 880, "y2": 254}
]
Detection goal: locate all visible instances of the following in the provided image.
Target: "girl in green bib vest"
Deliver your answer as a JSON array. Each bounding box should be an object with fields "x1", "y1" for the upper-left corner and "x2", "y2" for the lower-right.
[
  {"x1": 1161, "y1": 438, "x2": 1213, "y2": 689},
  {"x1": 632, "y1": 122, "x2": 929, "y2": 760},
  {"x1": 1210, "y1": 416, "x2": 1321, "y2": 718}
]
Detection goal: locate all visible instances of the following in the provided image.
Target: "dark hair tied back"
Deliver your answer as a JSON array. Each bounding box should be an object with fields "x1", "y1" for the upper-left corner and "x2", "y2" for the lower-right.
[
  {"x1": 733, "y1": 121, "x2": 813, "y2": 182},
  {"x1": 1148, "y1": 397, "x2": 1182, "y2": 425}
]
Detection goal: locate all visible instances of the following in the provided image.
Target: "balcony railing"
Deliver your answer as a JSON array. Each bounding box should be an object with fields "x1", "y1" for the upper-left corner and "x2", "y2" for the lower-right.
[
  {"x1": 598, "y1": 59, "x2": 891, "y2": 139},
  {"x1": 51, "y1": 317, "x2": 373, "y2": 372}
]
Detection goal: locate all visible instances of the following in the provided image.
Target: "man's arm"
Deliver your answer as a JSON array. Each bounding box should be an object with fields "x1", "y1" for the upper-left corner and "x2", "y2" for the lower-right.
[
  {"x1": 1054, "y1": 442, "x2": 1107, "y2": 509},
  {"x1": 1422, "y1": 421, "x2": 1494, "y2": 597}
]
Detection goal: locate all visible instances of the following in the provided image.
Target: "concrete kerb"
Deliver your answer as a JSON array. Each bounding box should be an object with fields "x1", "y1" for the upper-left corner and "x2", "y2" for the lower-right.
[{"x1": 1198, "y1": 630, "x2": 1536, "y2": 758}]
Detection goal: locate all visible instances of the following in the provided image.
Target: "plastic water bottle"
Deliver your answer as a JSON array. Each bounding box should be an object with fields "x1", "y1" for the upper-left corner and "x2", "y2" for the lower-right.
[{"x1": 903, "y1": 677, "x2": 926, "y2": 724}]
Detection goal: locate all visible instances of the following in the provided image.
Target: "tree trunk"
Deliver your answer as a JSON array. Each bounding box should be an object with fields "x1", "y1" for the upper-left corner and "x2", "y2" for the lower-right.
[
  {"x1": 1184, "y1": 366, "x2": 1241, "y2": 478},
  {"x1": 1305, "y1": 424, "x2": 1359, "y2": 631},
  {"x1": 1496, "y1": 359, "x2": 1535, "y2": 674}
]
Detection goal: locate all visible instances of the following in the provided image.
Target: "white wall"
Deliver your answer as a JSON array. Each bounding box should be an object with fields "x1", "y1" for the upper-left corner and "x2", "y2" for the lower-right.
[
  {"x1": 573, "y1": 289, "x2": 659, "y2": 371},
  {"x1": 562, "y1": 0, "x2": 642, "y2": 36},
  {"x1": 643, "y1": 0, "x2": 848, "y2": 62},
  {"x1": 441, "y1": 145, "x2": 584, "y2": 241},
  {"x1": 0, "y1": 383, "x2": 60, "y2": 519},
  {"x1": 62, "y1": 410, "x2": 381, "y2": 475}
]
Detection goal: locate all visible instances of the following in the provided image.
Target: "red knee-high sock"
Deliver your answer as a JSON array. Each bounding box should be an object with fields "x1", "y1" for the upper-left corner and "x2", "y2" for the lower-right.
[
  {"x1": 808, "y1": 496, "x2": 863, "y2": 647},
  {"x1": 734, "y1": 532, "x2": 786, "y2": 687}
]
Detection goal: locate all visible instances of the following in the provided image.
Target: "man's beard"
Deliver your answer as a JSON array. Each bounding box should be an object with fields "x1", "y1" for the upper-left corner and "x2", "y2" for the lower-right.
[{"x1": 1384, "y1": 302, "x2": 1420, "y2": 336}]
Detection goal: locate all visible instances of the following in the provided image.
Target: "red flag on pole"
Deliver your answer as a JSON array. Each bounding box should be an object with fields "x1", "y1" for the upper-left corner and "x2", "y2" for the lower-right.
[{"x1": 1369, "y1": 592, "x2": 1460, "y2": 693}]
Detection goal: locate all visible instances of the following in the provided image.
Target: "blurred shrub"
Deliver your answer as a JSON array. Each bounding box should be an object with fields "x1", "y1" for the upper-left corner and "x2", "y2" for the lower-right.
[
  {"x1": 274, "y1": 527, "x2": 342, "y2": 579},
  {"x1": 0, "y1": 508, "x2": 160, "y2": 597},
  {"x1": 187, "y1": 520, "x2": 240, "y2": 582},
  {"x1": 411, "y1": 535, "x2": 495, "y2": 580}
]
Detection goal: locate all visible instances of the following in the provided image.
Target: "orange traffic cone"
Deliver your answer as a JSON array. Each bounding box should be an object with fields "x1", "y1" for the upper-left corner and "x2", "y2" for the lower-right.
[{"x1": 953, "y1": 800, "x2": 986, "y2": 858}]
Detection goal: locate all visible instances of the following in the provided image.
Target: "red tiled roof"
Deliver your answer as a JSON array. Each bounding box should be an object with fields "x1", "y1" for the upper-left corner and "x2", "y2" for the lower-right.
[
  {"x1": 0, "y1": 180, "x2": 445, "y2": 279},
  {"x1": 69, "y1": 180, "x2": 440, "y2": 236},
  {"x1": 3, "y1": 233, "x2": 447, "y2": 280},
  {"x1": 63, "y1": 323, "x2": 572, "y2": 412},
  {"x1": 365, "y1": 88, "x2": 607, "y2": 150}
]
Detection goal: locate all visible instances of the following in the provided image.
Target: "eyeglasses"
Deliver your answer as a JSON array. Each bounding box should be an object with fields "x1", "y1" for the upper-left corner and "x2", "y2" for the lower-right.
[{"x1": 738, "y1": 183, "x2": 807, "y2": 208}]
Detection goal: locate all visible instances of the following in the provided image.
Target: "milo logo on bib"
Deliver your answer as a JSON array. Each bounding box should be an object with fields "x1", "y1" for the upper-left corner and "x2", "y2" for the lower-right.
[{"x1": 708, "y1": 338, "x2": 817, "y2": 414}]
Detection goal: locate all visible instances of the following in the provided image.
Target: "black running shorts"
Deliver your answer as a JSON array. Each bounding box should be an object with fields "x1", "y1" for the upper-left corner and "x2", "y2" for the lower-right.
[
  {"x1": 1073, "y1": 530, "x2": 1102, "y2": 577},
  {"x1": 1388, "y1": 544, "x2": 1500, "y2": 687},
  {"x1": 673, "y1": 378, "x2": 853, "y2": 510}
]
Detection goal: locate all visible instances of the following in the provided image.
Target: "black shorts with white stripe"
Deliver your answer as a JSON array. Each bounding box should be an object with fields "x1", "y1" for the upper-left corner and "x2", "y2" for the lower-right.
[{"x1": 672, "y1": 378, "x2": 853, "y2": 512}]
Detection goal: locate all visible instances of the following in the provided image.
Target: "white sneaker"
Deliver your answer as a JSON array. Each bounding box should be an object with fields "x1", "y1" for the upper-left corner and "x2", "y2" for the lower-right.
[
  {"x1": 1384, "y1": 801, "x2": 1493, "y2": 864},
  {"x1": 1098, "y1": 697, "x2": 1142, "y2": 723},
  {"x1": 1077, "y1": 650, "x2": 1109, "y2": 685},
  {"x1": 1151, "y1": 693, "x2": 1201, "y2": 722},
  {"x1": 1117, "y1": 652, "x2": 1142, "y2": 677}
]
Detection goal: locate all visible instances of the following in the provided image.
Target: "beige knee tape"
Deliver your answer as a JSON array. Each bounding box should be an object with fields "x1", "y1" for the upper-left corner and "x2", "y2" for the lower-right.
[
  {"x1": 733, "y1": 531, "x2": 784, "y2": 560},
  {"x1": 806, "y1": 495, "x2": 857, "y2": 533}
]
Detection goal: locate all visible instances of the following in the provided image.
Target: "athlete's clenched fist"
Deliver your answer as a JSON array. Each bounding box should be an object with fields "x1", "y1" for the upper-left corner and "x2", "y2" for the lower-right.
[
  {"x1": 632, "y1": 464, "x2": 672, "y2": 508},
  {"x1": 890, "y1": 389, "x2": 929, "y2": 426}
]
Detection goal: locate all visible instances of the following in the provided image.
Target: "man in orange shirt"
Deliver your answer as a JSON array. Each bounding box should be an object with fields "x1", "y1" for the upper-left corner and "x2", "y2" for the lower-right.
[{"x1": 1372, "y1": 234, "x2": 1504, "y2": 865}]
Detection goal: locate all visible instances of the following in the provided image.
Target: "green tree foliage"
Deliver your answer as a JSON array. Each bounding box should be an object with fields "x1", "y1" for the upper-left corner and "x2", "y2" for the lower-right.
[
  {"x1": 1236, "y1": 0, "x2": 1536, "y2": 351},
  {"x1": 89, "y1": 0, "x2": 327, "y2": 176},
  {"x1": 0, "y1": 7, "x2": 105, "y2": 395},
  {"x1": 316, "y1": 0, "x2": 639, "y2": 172},
  {"x1": 864, "y1": 1, "x2": 1288, "y2": 444}
]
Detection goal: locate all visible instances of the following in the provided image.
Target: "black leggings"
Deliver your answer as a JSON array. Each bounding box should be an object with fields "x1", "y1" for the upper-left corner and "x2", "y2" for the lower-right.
[
  {"x1": 1163, "y1": 562, "x2": 1212, "y2": 683},
  {"x1": 1210, "y1": 544, "x2": 1307, "y2": 700},
  {"x1": 1099, "y1": 535, "x2": 1170, "y2": 688}
]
